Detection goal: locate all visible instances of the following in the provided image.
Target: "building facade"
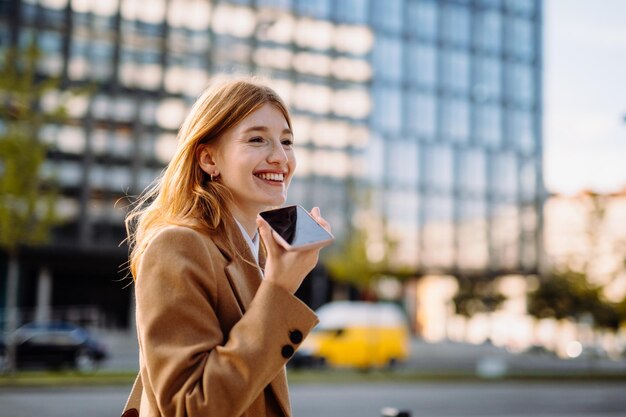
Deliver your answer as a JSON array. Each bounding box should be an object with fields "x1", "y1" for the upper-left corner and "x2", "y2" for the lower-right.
[{"x1": 0, "y1": 0, "x2": 544, "y2": 331}]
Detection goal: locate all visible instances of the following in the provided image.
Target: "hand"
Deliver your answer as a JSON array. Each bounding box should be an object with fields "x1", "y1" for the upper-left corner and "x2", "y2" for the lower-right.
[{"x1": 256, "y1": 207, "x2": 332, "y2": 294}]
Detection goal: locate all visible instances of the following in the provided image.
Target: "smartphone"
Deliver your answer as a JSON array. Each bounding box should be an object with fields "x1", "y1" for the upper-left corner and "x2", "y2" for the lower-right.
[{"x1": 259, "y1": 205, "x2": 334, "y2": 251}]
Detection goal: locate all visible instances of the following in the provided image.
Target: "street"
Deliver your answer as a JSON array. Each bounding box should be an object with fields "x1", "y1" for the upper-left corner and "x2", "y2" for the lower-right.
[{"x1": 1, "y1": 380, "x2": 625, "y2": 417}]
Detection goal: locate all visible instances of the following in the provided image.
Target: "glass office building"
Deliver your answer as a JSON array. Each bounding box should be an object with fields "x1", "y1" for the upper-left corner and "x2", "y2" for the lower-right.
[{"x1": 0, "y1": 0, "x2": 543, "y2": 329}]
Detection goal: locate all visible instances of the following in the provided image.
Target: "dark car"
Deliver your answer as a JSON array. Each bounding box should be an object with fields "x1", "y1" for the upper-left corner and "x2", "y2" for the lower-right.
[{"x1": 0, "y1": 321, "x2": 108, "y2": 373}]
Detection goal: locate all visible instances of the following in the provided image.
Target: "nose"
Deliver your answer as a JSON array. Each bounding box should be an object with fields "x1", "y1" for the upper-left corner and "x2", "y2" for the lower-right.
[{"x1": 267, "y1": 139, "x2": 288, "y2": 165}]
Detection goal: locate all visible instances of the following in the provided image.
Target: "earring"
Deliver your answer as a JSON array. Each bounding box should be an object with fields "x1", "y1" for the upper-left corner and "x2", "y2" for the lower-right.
[{"x1": 210, "y1": 172, "x2": 219, "y2": 182}]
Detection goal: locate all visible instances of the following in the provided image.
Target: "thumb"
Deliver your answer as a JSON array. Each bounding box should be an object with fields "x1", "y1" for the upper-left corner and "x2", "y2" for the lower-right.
[{"x1": 256, "y1": 215, "x2": 279, "y2": 252}]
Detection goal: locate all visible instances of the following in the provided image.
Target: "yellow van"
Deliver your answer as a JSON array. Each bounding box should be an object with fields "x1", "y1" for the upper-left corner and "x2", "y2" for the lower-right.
[{"x1": 300, "y1": 301, "x2": 410, "y2": 369}]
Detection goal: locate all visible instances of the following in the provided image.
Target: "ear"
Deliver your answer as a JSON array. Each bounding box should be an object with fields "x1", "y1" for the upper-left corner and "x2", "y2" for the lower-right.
[{"x1": 197, "y1": 144, "x2": 218, "y2": 176}]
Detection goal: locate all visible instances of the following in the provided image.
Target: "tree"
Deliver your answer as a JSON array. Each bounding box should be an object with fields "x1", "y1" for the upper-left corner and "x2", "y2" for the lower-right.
[
  {"x1": 527, "y1": 268, "x2": 622, "y2": 330},
  {"x1": 527, "y1": 191, "x2": 626, "y2": 332},
  {"x1": 325, "y1": 201, "x2": 409, "y2": 298},
  {"x1": 0, "y1": 43, "x2": 71, "y2": 372},
  {"x1": 453, "y1": 276, "x2": 506, "y2": 317}
]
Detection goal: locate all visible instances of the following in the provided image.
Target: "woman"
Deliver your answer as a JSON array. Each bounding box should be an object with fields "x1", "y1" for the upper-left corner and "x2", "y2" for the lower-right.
[{"x1": 123, "y1": 77, "x2": 331, "y2": 417}]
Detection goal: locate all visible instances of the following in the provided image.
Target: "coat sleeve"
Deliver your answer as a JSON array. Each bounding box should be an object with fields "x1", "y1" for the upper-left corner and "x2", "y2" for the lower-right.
[{"x1": 135, "y1": 226, "x2": 318, "y2": 417}]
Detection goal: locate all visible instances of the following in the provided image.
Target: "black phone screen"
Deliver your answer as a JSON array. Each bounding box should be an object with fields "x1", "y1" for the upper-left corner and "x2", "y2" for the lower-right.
[{"x1": 260, "y1": 206, "x2": 332, "y2": 248}]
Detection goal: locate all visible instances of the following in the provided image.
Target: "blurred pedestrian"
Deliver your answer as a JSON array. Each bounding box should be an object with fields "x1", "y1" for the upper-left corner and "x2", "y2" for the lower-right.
[{"x1": 123, "y1": 77, "x2": 330, "y2": 417}]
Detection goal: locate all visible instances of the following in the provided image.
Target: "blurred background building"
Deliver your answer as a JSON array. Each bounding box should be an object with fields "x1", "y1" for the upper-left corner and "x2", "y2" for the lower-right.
[{"x1": 0, "y1": 0, "x2": 544, "y2": 338}]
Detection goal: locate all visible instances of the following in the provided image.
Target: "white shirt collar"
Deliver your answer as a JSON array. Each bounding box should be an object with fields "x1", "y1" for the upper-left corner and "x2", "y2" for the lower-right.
[{"x1": 233, "y1": 218, "x2": 260, "y2": 264}]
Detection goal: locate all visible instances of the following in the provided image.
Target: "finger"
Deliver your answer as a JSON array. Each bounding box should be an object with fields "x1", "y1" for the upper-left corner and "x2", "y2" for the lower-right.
[
  {"x1": 256, "y1": 216, "x2": 277, "y2": 250},
  {"x1": 310, "y1": 207, "x2": 331, "y2": 232}
]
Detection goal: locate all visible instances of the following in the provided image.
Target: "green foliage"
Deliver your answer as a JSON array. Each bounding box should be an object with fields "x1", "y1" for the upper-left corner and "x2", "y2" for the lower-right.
[
  {"x1": 0, "y1": 43, "x2": 67, "y2": 253},
  {"x1": 453, "y1": 277, "x2": 506, "y2": 317},
  {"x1": 325, "y1": 207, "x2": 409, "y2": 289},
  {"x1": 527, "y1": 269, "x2": 622, "y2": 330},
  {"x1": 325, "y1": 227, "x2": 377, "y2": 288}
]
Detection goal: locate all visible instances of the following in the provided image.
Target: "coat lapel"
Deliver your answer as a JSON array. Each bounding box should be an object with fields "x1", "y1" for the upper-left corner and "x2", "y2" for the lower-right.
[
  {"x1": 214, "y1": 216, "x2": 263, "y2": 312},
  {"x1": 214, "y1": 216, "x2": 292, "y2": 416}
]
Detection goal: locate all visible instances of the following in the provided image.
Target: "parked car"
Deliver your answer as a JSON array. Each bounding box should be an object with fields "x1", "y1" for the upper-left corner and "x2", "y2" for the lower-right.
[
  {"x1": 0, "y1": 321, "x2": 108, "y2": 373},
  {"x1": 293, "y1": 301, "x2": 410, "y2": 369}
]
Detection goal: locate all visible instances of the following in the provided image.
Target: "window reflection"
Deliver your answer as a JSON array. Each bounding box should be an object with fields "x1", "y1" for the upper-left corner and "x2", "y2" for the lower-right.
[
  {"x1": 492, "y1": 152, "x2": 517, "y2": 197},
  {"x1": 506, "y1": 16, "x2": 534, "y2": 60},
  {"x1": 407, "y1": 42, "x2": 436, "y2": 87},
  {"x1": 334, "y1": 0, "x2": 368, "y2": 23},
  {"x1": 474, "y1": 10, "x2": 502, "y2": 53},
  {"x1": 441, "y1": 3, "x2": 469, "y2": 46},
  {"x1": 388, "y1": 140, "x2": 418, "y2": 187},
  {"x1": 373, "y1": 86, "x2": 401, "y2": 132},
  {"x1": 406, "y1": 0, "x2": 438, "y2": 40},
  {"x1": 441, "y1": 98, "x2": 469, "y2": 143},
  {"x1": 373, "y1": 35, "x2": 402, "y2": 81},
  {"x1": 385, "y1": 188, "x2": 419, "y2": 268},
  {"x1": 406, "y1": 92, "x2": 436, "y2": 138},
  {"x1": 507, "y1": 109, "x2": 535, "y2": 153},
  {"x1": 441, "y1": 49, "x2": 469, "y2": 93},
  {"x1": 371, "y1": 0, "x2": 402, "y2": 32},
  {"x1": 474, "y1": 56, "x2": 501, "y2": 101},
  {"x1": 506, "y1": 62, "x2": 534, "y2": 105},
  {"x1": 490, "y1": 202, "x2": 520, "y2": 269},
  {"x1": 422, "y1": 194, "x2": 454, "y2": 268},
  {"x1": 475, "y1": 104, "x2": 502, "y2": 147},
  {"x1": 458, "y1": 198, "x2": 488, "y2": 270},
  {"x1": 424, "y1": 145, "x2": 453, "y2": 191},
  {"x1": 459, "y1": 149, "x2": 486, "y2": 195}
]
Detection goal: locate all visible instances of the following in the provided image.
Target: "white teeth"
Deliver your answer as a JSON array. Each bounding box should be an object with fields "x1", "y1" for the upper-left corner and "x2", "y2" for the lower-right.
[{"x1": 257, "y1": 172, "x2": 284, "y2": 182}]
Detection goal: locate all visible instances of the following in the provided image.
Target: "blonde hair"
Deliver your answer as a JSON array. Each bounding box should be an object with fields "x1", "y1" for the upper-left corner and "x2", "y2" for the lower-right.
[{"x1": 125, "y1": 77, "x2": 292, "y2": 278}]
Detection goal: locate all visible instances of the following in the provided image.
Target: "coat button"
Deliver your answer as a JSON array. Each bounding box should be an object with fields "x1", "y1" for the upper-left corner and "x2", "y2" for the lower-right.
[
  {"x1": 281, "y1": 345, "x2": 295, "y2": 359},
  {"x1": 289, "y1": 330, "x2": 303, "y2": 344}
]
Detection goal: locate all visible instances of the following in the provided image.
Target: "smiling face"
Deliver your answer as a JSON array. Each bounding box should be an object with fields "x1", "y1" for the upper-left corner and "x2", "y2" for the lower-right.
[{"x1": 198, "y1": 103, "x2": 296, "y2": 222}]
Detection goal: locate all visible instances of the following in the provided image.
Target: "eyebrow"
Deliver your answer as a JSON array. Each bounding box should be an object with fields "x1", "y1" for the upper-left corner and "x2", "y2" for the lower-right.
[{"x1": 242, "y1": 126, "x2": 293, "y2": 136}]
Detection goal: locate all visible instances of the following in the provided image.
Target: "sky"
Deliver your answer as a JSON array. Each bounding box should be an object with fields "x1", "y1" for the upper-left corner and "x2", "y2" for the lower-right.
[{"x1": 543, "y1": 0, "x2": 626, "y2": 195}]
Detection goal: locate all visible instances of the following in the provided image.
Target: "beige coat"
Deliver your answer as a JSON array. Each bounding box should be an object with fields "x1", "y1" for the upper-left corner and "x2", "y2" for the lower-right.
[{"x1": 134, "y1": 217, "x2": 318, "y2": 417}]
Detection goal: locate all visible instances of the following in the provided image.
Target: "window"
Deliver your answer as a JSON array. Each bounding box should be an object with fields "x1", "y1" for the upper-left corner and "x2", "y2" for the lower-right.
[
  {"x1": 388, "y1": 139, "x2": 419, "y2": 187},
  {"x1": 373, "y1": 35, "x2": 402, "y2": 81},
  {"x1": 505, "y1": 0, "x2": 535, "y2": 16},
  {"x1": 373, "y1": 86, "x2": 402, "y2": 132},
  {"x1": 491, "y1": 152, "x2": 517, "y2": 197},
  {"x1": 505, "y1": 62, "x2": 534, "y2": 105},
  {"x1": 335, "y1": 0, "x2": 368, "y2": 23},
  {"x1": 295, "y1": 0, "x2": 330, "y2": 19},
  {"x1": 406, "y1": 0, "x2": 437, "y2": 40},
  {"x1": 474, "y1": 10, "x2": 502, "y2": 53},
  {"x1": 475, "y1": 104, "x2": 502, "y2": 147},
  {"x1": 473, "y1": 56, "x2": 501, "y2": 101},
  {"x1": 457, "y1": 198, "x2": 488, "y2": 270},
  {"x1": 519, "y1": 158, "x2": 537, "y2": 202},
  {"x1": 441, "y1": 3, "x2": 469, "y2": 47},
  {"x1": 257, "y1": 0, "x2": 292, "y2": 11},
  {"x1": 441, "y1": 49, "x2": 469, "y2": 93},
  {"x1": 490, "y1": 202, "x2": 519, "y2": 269},
  {"x1": 365, "y1": 134, "x2": 385, "y2": 186},
  {"x1": 507, "y1": 109, "x2": 535, "y2": 153},
  {"x1": 440, "y1": 97, "x2": 469, "y2": 143},
  {"x1": 422, "y1": 193, "x2": 454, "y2": 268},
  {"x1": 90, "y1": 40, "x2": 115, "y2": 81},
  {"x1": 407, "y1": 42, "x2": 437, "y2": 87},
  {"x1": 371, "y1": 0, "x2": 402, "y2": 33},
  {"x1": 423, "y1": 144, "x2": 454, "y2": 191},
  {"x1": 406, "y1": 92, "x2": 436, "y2": 138},
  {"x1": 385, "y1": 188, "x2": 419, "y2": 268},
  {"x1": 506, "y1": 16, "x2": 534, "y2": 60},
  {"x1": 458, "y1": 149, "x2": 487, "y2": 194}
]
